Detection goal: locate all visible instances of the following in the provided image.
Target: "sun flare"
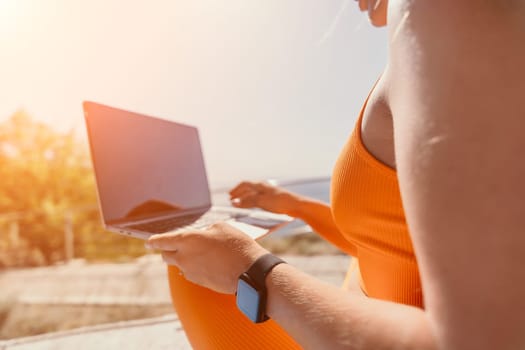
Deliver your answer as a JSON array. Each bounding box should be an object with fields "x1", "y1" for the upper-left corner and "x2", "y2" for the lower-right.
[{"x1": 0, "y1": 0, "x2": 26, "y2": 36}]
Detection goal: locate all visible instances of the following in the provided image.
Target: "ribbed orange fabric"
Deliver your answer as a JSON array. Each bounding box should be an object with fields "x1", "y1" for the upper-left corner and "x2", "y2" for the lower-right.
[
  {"x1": 166, "y1": 83, "x2": 422, "y2": 349},
  {"x1": 167, "y1": 266, "x2": 301, "y2": 349},
  {"x1": 331, "y1": 87, "x2": 423, "y2": 308}
]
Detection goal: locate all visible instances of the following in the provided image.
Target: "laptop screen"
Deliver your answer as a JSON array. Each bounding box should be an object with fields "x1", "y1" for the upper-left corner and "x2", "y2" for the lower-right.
[{"x1": 84, "y1": 102, "x2": 211, "y2": 224}]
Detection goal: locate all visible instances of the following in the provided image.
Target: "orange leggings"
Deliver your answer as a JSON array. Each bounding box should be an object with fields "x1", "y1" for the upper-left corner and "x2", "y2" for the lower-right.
[
  {"x1": 167, "y1": 265, "x2": 301, "y2": 349},
  {"x1": 167, "y1": 259, "x2": 358, "y2": 349}
]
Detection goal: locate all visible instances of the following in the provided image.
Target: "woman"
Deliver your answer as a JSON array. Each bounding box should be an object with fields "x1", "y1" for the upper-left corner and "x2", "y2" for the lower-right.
[{"x1": 148, "y1": 1, "x2": 525, "y2": 349}]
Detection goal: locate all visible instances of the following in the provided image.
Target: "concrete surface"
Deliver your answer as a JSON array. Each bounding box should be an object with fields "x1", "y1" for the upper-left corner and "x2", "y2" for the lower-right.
[{"x1": 0, "y1": 254, "x2": 350, "y2": 349}]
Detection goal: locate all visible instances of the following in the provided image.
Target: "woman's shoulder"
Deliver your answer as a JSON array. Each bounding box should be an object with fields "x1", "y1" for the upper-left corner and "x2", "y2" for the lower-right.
[
  {"x1": 387, "y1": 0, "x2": 525, "y2": 104},
  {"x1": 388, "y1": 0, "x2": 525, "y2": 43},
  {"x1": 389, "y1": 0, "x2": 525, "y2": 21}
]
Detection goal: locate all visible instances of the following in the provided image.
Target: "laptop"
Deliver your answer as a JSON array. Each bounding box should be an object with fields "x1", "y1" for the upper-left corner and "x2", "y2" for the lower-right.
[{"x1": 83, "y1": 101, "x2": 291, "y2": 240}]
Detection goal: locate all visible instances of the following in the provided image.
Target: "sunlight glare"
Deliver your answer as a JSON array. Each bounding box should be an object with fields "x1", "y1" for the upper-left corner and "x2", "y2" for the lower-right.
[{"x1": 0, "y1": 0, "x2": 26, "y2": 38}]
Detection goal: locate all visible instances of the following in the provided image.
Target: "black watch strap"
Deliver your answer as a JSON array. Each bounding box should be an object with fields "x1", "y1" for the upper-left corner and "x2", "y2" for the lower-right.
[{"x1": 245, "y1": 253, "x2": 286, "y2": 289}]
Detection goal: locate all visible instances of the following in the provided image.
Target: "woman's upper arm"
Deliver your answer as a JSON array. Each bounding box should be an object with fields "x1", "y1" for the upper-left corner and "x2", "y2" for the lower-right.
[{"x1": 388, "y1": 1, "x2": 525, "y2": 349}]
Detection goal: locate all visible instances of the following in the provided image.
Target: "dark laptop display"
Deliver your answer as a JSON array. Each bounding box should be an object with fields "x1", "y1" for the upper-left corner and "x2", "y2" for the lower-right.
[{"x1": 84, "y1": 102, "x2": 211, "y2": 225}]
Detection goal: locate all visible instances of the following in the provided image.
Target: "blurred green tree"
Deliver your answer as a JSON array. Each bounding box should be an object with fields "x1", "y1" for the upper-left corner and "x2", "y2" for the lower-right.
[{"x1": 0, "y1": 110, "x2": 146, "y2": 266}]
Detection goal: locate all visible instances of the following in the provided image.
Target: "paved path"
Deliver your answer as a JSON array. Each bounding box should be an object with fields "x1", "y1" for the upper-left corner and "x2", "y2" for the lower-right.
[
  {"x1": 0, "y1": 254, "x2": 350, "y2": 349},
  {"x1": 1, "y1": 255, "x2": 170, "y2": 306},
  {"x1": 0, "y1": 315, "x2": 189, "y2": 350},
  {"x1": 1, "y1": 254, "x2": 349, "y2": 306}
]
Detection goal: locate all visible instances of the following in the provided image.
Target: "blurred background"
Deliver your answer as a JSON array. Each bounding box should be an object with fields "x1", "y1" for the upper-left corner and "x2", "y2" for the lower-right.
[{"x1": 0, "y1": 0, "x2": 386, "y2": 344}]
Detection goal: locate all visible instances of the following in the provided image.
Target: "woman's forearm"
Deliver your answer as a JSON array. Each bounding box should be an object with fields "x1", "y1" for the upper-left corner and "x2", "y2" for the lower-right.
[
  {"x1": 287, "y1": 196, "x2": 357, "y2": 255},
  {"x1": 266, "y1": 262, "x2": 436, "y2": 350}
]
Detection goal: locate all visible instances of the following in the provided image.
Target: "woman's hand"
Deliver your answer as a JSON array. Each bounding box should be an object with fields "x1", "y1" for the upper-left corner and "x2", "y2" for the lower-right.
[
  {"x1": 229, "y1": 181, "x2": 300, "y2": 216},
  {"x1": 146, "y1": 222, "x2": 269, "y2": 294}
]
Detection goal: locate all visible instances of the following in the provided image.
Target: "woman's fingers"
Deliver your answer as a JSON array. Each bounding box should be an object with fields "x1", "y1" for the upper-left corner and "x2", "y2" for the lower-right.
[
  {"x1": 147, "y1": 233, "x2": 179, "y2": 251},
  {"x1": 147, "y1": 221, "x2": 267, "y2": 294},
  {"x1": 229, "y1": 181, "x2": 256, "y2": 198},
  {"x1": 232, "y1": 194, "x2": 258, "y2": 208},
  {"x1": 230, "y1": 187, "x2": 258, "y2": 202},
  {"x1": 252, "y1": 182, "x2": 270, "y2": 192},
  {"x1": 229, "y1": 181, "x2": 273, "y2": 198},
  {"x1": 147, "y1": 231, "x2": 199, "y2": 251},
  {"x1": 232, "y1": 192, "x2": 259, "y2": 208},
  {"x1": 161, "y1": 250, "x2": 181, "y2": 266},
  {"x1": 229, "y1": 182, "x2": 263, "y2": 208}
]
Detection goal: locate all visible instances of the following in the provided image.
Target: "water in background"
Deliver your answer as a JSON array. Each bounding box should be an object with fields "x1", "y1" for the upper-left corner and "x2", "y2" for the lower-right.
[
  {"x1": 212, "y1": 177, "x2": 331, "y2": 237},
  {"x1": 211, "y1": 176, "x2": 330, "y2": 205}
]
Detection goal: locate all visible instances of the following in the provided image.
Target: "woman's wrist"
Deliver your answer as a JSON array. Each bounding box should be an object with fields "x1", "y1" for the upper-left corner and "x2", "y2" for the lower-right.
[
  {"x1": 285, "y1": 194, "x2": 325, "y2": 222},
  {"x1": 264, "y1": 262, "x2": 297, "y2": 321},
  {"x1": 281, "y1": 193, "x2": 307, "y2": 218},
  {"x1": 238, "y1": 243, "x2": 271, "y2": 275}
]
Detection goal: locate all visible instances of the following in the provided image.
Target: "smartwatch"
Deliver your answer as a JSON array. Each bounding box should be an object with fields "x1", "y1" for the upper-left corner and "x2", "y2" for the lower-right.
[{"x1": 236, "y1": 253, "x2": 286, "y2": 323}]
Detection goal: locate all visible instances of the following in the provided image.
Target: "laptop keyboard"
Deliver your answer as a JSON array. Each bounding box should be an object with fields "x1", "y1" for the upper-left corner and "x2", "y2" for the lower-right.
[{"x1": 128, "y1": 212, "x2": 238, "y2": 234}]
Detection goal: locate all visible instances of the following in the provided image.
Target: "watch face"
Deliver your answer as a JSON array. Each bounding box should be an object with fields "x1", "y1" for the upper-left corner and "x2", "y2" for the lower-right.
[{"x1": 236, "y1": 278, "x2": 262, "y2": 323}]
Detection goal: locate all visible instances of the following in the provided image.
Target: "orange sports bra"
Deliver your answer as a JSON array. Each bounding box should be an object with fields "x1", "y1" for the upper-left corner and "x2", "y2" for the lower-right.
[{"x1": 330, "y1": 84, "x2": 423, "y2": 308}]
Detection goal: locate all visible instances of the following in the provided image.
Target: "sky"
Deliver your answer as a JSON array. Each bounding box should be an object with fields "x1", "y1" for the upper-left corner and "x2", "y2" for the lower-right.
[{"x1": 1, "y1": 0, "x2": 387, "y2": 188}]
